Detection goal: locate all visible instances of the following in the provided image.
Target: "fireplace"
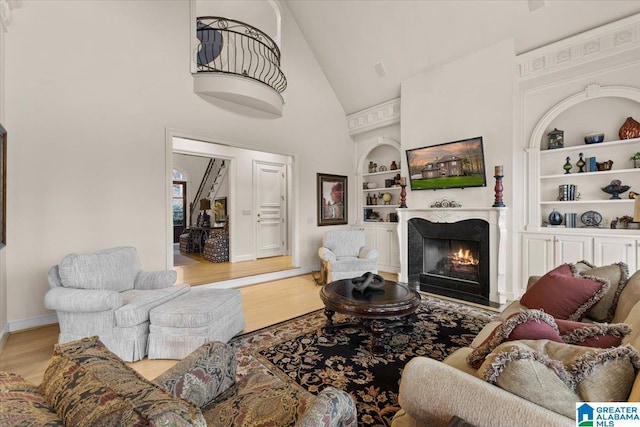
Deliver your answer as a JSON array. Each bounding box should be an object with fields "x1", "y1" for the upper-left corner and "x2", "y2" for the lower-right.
[
  {"x1": 408, "y1": 218, "x2": 490, "y2": 305},
  {"x1": 397, "y1": 207, "x2": 508, "y2": 306}
]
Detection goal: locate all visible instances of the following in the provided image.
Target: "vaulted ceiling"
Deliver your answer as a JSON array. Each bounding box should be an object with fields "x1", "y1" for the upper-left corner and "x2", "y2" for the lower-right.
[{"x1": 286, "y1": 0, "x2": 640, "y2": 115}]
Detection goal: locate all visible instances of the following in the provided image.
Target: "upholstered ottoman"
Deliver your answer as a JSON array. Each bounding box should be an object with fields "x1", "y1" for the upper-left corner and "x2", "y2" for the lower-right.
[{"x1": 147, "y1": 287, "x2": 246, "y2": 359}]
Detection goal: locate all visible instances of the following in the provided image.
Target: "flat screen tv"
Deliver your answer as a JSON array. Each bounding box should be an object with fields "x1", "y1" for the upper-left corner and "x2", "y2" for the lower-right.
[{"x1": 405, "y1": 136, "x2": 487, "y2": 191}]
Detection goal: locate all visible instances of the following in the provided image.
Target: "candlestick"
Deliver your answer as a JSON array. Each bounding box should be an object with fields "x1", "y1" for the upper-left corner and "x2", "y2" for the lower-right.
[
  {"x1": 492, "y1": 172, "x2": 505, "y2": 208},
  {"x1": 399, "y1": 183, "x2": 407, "y2": 208}
]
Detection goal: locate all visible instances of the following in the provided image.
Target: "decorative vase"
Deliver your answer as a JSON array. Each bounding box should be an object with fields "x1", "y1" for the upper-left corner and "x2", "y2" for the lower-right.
[
  {"x1": 563, "y1": 157, "x2": 572, "y2": 174},
  {"x1": 619, "y1": 116, "x2": 640, "y2": 140},
  {"x1": 548, "y1": 209, "x2": 563, "y2": 226},
  {"x1": 576, "y1": 153, "x2": 586, "y2": 173},
  {"x1": 390, "y1": 161, "x2": 398, "y2": 170}
]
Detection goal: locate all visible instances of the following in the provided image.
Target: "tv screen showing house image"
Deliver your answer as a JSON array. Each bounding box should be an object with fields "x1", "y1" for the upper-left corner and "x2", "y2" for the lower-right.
[{"x1": 405, "y1": 136, "x2": 487, "y2": 191}]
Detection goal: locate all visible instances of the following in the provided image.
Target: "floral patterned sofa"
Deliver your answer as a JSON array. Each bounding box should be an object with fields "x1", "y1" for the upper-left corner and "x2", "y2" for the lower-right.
[{"x1": 0, "y1": 336, "x2": 357, "y2": 426}]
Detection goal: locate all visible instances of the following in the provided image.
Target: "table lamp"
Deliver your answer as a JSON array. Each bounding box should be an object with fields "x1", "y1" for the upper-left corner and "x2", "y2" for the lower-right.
[{"x1": 198, "y1": 199, "x2": 211, "y2": 227}]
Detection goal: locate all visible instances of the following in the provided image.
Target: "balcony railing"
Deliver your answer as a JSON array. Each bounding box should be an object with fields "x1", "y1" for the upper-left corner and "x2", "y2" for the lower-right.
[{"x1": 196, "y1": 17, "x2": 287, "y2": 94}]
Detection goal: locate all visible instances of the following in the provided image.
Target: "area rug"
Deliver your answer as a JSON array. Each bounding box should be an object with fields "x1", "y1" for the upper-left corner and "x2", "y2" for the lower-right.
[{"x1": 230, "y1": 296, "x2": 497, "y2": 427}]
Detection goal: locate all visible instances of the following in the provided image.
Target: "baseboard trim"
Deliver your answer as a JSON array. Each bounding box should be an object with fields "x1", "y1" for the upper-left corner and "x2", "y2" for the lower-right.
[
  {"x1": 197, "y1": 267, "x2": 312, "y2": 289},
  {"x1": 0, "y1": 322, "x2": 9, "y2": 354},
  {"x1": 8, "y1": 313, "x2": 58, "y2": 333}
]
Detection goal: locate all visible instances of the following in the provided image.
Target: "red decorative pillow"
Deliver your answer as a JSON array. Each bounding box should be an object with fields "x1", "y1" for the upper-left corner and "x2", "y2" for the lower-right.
[
  {"x1": 556, "y1": 318, "x2": 631, "y2": 348},
  {"x1": 520, "y1": 264, "x2": 609, "y2": 321},
  {"x1": 467, "y1": 310, "x2": 563, "y2": 369}
]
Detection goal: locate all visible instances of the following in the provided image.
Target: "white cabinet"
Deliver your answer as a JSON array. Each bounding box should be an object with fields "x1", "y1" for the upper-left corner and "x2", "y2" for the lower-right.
[
  {"x1": 376, "y1": 226, "x2": 400, "y2": 272},
  {"x1": 351, "y1": 223, "x2": 400, "y2": 273},
  {"x1": 522, "y1": 232, "x2": 639, "y2": 287},
  {"x1": 554, "y1": 234, "x2": 592, "y2": 265},
  {"x1": 521, "y1": 233, "x2": 590, "y2": 279},
  {"x1": 593, "y1": 236, "x2": 639, "y2": 271}
]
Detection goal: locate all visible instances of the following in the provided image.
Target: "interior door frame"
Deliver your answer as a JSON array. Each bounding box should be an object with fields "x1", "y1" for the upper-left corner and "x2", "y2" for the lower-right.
[{"x1": 164, "y1": 128, "x2": 297, "y2": 269}]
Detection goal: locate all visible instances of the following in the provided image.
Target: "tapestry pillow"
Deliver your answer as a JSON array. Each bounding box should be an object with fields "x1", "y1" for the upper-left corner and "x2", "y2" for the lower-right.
[
  {"x1": 572, "y1": 261, "x2": 629, "y2": 322},
  {"x1": 0, "y1": 371, "x2": 63, "y2": 426},
  {"x1": 556, "y1": 318, "x2": 631, "y2": 348},
  {"x1": 520, "y1": 264, "x2": 609, "y2": 321},
  {"x1": 477, "y1": 341, "x2": 578, "y2": 419},
  {"x1": 478, "y1": 340, "x2": 640, "y2": 418},
  {"x1": 467, "y1": 310, "x2": 563, "y2": 369},
  {"x1": 153, "y1": 341, "x2": 237, "y2": 408},
  {"x1": 204, "y1": 370, "x2": 313, "y2": 426},
  {"x1": 40, "y1": 336, "x2": 205, "y2": 426}
]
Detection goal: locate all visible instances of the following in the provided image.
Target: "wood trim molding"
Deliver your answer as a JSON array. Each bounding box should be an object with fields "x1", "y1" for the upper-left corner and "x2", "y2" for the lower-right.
[
  {"x1": 346, "y1": 98, "x2": 400, "y2": 136},
  {"x1": 517, "y1": 13, "x2": 640, "y2": 81}
]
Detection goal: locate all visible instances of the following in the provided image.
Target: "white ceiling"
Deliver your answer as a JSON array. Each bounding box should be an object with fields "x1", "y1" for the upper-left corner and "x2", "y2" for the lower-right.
[{"x1": 285, "y1": 0, "x2": 640, "y2": 115}]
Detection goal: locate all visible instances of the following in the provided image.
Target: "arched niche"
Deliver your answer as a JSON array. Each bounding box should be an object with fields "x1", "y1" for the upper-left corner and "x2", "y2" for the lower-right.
[
  {"x1": 356, "y1": 137, "x2": 401, "y2": 174},
  {"x1": 529, "y1": 84, "x2": 640, "y2": 149}
]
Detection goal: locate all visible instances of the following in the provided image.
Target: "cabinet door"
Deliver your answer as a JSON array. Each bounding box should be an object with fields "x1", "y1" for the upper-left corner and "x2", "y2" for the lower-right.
[
  {"x1": 374, "y1": 226, "x2": 400, "y2": 273},
  {"x1": 593, "y1": 237, "x2": 637, "y2": 271},
  {"x1": 350, "y1": 225, "x2": 377, "y2": 249},
  {"x1": 387, "y1": 228, "x2": 400, "y2": 269},
  {"x1": 554, "y1": 235, "x2": 592, "y2": 266},
  {"x1": 521, "y1": 234, "x2": 554, "y2": 280}
]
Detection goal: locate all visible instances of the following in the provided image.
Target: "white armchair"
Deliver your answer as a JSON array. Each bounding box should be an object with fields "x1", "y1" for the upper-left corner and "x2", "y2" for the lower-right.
[
  {"x1": 318, "y1": 230, "x2": 378, "y2": 284},
  {"x1": 45, "y1": 246, "x2": 189, "y2": 362}
]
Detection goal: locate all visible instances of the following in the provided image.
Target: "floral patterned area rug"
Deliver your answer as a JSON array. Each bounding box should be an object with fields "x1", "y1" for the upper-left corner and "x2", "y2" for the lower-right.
[{"x1": 230, "y1": 295, "x2": 497, "y2": 427}]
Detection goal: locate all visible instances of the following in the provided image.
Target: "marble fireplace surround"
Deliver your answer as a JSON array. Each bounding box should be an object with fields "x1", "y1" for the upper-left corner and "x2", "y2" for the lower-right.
[{"x1": 397, "y1": 207, "x2": 508, "y2": 305}]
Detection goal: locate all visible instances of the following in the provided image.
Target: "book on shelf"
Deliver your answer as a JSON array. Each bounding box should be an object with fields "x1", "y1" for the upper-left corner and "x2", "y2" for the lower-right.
[
  {"x1": 564, "y1": 212, "x2": 578, "y2": 228},
  {"x1": 558, "y1": 184, "x2": 578, "y2": 201}
]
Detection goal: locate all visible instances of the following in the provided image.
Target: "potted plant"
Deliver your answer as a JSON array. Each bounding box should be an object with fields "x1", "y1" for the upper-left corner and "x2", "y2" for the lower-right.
[{"x1": 631, "y1": 152, "x2": 640, "y2": 168}]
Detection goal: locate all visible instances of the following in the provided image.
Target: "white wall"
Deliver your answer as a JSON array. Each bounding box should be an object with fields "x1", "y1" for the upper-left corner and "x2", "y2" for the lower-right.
[
  {"x1": 401, "y1": 39, "x2": 516, "y2": 297},
  {"x1": 4, "y1": 1, "x2": 353, "y2": 325}
]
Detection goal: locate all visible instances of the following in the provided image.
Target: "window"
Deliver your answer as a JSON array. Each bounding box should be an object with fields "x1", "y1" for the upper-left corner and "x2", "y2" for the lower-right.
[{"x1": 172, "y1": 169, "x2": 187, "y2": 227}]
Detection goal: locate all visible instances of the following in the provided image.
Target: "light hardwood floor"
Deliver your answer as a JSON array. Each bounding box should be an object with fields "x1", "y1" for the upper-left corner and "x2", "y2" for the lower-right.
[
  {"x1": 174, "y1": 250, "x2": 295, "y2": 286},
  {"x1": 0, "y1": 273, "x2": 332, "y2": 384}
]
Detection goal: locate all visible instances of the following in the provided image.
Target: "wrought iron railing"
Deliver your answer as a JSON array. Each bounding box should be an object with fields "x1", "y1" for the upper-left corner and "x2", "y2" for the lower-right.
[{"x1": 196, "y1": 17, "x2": 287, "y2": 94}]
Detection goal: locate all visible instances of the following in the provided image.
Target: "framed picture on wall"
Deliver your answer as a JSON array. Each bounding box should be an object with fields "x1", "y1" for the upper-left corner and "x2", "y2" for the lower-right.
[
  {"x1": 0, "y1": 123, "x2": 6, "y2": 249},
  {"x1": 317, "y1": 173, "x2": 347, "y2": 226},
  {"x1": 214, "y1": 197, "x2": 227, "y2": 223}
]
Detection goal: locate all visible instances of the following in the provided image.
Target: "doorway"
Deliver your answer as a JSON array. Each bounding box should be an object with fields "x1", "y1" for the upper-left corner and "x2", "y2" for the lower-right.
[{"x1": 168, "y1": 134, "x2": 298, "y2": 285}]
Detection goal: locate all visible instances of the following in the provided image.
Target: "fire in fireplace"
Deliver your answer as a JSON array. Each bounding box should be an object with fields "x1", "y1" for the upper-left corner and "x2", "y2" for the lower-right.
[
  {"x1": 427, "y1": 240, "x2": 480, "y2": 282},
  {"x1": 408, "y1": 218, "x2": 490, "y2": 306}
]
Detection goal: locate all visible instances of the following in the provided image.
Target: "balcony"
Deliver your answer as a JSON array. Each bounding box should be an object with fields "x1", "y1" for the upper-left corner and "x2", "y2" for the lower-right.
[{"x1": 193, "y1": 17, "x2": 287, "y2": 116}]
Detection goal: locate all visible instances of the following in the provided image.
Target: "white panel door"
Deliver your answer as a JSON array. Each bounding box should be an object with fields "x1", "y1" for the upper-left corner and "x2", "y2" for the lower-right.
[
  {"x1": 521, "y1": 233, "x2": 554, "y2": 281},
  {"x1": 593, "y1": 236, "x2": 637, "y2": 271},
  {"x1": 255, "y1": 161, "x2": 286, "y2": 258},
  {"x1": 554, "y1": 235, "x2": 592, "y2": 266}
]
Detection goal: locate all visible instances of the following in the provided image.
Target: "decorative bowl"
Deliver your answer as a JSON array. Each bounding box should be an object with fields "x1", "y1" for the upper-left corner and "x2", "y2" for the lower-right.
[
  {"x1": 584, "y1": 132, "x2": 605, "y2": 144},
  {"x1": 366, "y1": 182, "x2": 378, "y2": 189}
]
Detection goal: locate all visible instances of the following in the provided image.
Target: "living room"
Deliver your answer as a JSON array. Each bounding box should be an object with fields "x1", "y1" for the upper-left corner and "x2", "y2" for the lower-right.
[{"x1": 2, "y1": 1, "x2": 640, "y2": 425}]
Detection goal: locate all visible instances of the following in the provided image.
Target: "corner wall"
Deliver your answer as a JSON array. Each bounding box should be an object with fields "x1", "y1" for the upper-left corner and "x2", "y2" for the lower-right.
[
  {"x1": 4, "y1": 1, "x2": 353, "y2": 327},
  {"x1": 400, "y1": 39, "x2": 517, "y2": 300}
]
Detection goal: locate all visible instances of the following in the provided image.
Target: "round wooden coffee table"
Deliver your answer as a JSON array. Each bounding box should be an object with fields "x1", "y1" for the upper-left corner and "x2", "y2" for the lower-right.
[{"x1": 319, "y1": 279, "x2": 421, "y2": 354}]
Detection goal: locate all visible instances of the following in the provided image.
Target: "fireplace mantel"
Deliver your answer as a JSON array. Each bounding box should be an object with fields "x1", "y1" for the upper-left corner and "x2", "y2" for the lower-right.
[{"x1": 397, "y1": 207, "x2": 508, "y2": 305}]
